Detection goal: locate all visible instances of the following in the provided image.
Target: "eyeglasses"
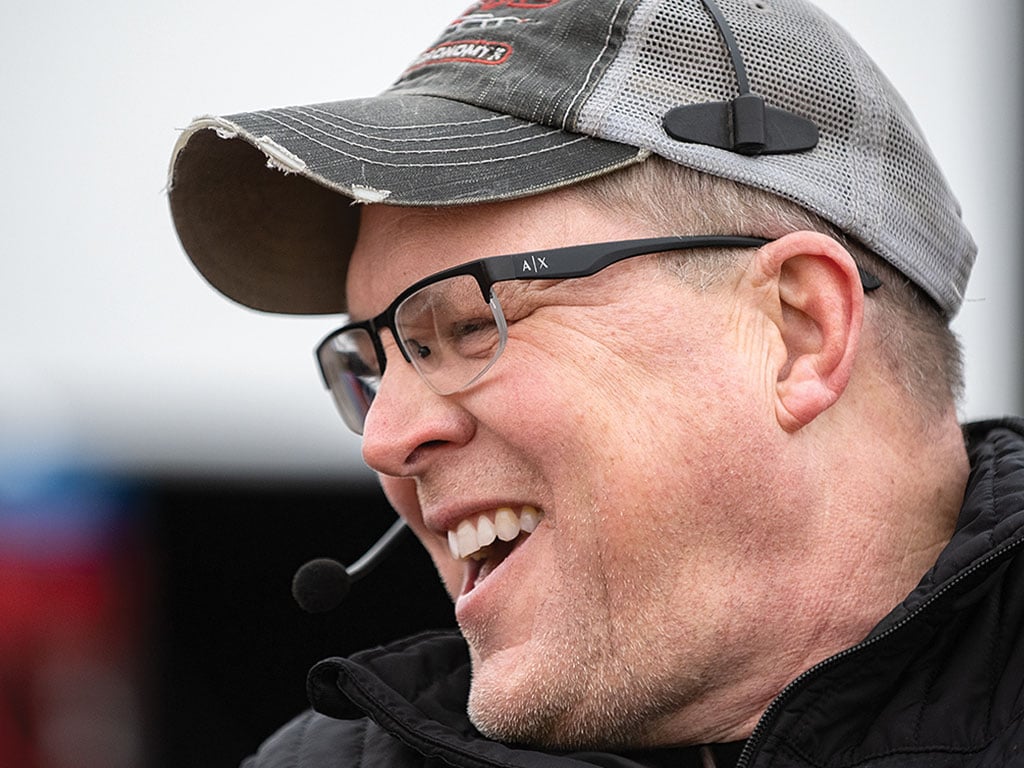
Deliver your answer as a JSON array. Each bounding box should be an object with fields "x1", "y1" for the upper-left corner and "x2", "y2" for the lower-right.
[{"x1": 315, "y1": 235, "x2": 881, "y2": 434}]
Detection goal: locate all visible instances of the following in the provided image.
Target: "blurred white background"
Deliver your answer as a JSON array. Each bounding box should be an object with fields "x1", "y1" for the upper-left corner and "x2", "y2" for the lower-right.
[{"x1": 1, "y1": 0, "x2": 1020, "y2": 481}]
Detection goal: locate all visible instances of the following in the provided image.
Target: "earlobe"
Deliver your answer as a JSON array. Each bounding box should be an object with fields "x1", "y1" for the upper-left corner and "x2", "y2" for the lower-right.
[{"x1": 757, "y1": 232, "x2": 865, "y2": 432}]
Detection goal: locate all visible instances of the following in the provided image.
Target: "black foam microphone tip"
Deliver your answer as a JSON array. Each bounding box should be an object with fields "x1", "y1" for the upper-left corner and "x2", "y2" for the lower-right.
[{"x1": 291, "y1": 558, "x2": 351, "y2": 613}]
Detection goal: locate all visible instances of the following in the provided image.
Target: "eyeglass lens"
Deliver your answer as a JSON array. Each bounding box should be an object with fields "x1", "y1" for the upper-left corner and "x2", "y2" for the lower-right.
[
  {"x1": 395, "y1": 274, "x2": 506, "y2": 395},
  {"x1": 318, "y1": 327, "x2": 380, "y2": 434},
  {"x1": 319, "y1": 274, "x2": 507, "y2": 434}
]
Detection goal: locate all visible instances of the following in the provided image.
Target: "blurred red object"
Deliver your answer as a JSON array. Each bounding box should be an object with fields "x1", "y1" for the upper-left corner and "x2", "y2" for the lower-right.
[{"x1": 0, "y1": 469, "x2": 147, "y2": 768}]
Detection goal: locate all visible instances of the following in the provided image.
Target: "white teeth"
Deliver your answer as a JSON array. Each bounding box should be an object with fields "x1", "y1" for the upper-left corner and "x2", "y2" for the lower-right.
[
  {"x1": 520, "y1": 505, "x2": 540, "y2": 533},
  {"x1": 456, "y1": 519, "x2": 478, "y2": 559},
  {"x1": 447, "y1": 506, "x2": 543, "y2": 561},
  {"x1": 476, "y1": 516, "x2": 496, "y2": 548},
  {"x1": 494, "y1": 508, "x2": 519, "y2": 541}
]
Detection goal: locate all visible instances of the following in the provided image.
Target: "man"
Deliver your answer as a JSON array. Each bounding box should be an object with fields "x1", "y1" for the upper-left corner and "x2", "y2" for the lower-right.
[{"x1": 167, "y1": 0, "x2": 1024, "y2": 765}]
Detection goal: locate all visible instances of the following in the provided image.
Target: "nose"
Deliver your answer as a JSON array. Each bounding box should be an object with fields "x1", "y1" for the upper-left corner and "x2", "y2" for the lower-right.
[{"x1": 360, "y1": 334, "x2": 476, "y2": 477}]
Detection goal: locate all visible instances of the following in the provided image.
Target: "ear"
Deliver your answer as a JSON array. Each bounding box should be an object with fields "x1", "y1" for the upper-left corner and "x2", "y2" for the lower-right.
[{"x1": 753, "y1": 232, "x2": 865, "y2": 432}]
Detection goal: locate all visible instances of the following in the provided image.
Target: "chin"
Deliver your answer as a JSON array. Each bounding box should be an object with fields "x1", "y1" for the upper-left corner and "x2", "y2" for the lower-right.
[{"x1": 465, "y1": 657, "x2": 664, "y2": 751}]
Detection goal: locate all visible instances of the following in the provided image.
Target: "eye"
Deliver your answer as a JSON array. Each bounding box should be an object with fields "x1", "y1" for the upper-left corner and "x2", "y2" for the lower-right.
[
  {"x1": 446, "y1": 316, "x2": 501, "y2": 359},
  {"x1": 450, "y1": 318, "x2": 493, "y2": 338}
]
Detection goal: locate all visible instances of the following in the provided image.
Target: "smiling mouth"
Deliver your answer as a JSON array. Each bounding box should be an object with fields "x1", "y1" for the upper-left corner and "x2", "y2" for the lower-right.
[{"x1": 447, "y1": 505, "x2": 542, "y2": 590}]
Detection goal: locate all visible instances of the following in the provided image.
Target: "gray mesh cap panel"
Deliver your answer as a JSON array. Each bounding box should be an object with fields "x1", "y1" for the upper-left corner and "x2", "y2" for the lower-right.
[{"x1": 574, "y1": 0, "x2": 975, "y2": 314}]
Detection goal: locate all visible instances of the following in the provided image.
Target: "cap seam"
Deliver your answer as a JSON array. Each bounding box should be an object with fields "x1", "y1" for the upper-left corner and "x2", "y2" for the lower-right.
[
  {"x1": 561, "y1": 0, "x2": 634, "y2": 130},
  {"x1": 252, "y1": 109, "x2": 592, "y2": 167},
  {"x1": 260, "y1": 108, "x2": 572, "y2": 156}
]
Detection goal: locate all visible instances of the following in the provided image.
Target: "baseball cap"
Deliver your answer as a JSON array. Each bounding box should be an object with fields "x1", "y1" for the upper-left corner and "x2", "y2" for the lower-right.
[{"x1": 167, "y1": 0, "x2": 976, "y2": 316}]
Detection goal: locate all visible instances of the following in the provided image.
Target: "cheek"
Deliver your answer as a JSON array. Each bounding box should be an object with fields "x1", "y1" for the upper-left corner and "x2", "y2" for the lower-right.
[
  {"x1": 493, "y1": 306, "x2": 719, "y2": 450},
  {"x1": 487, "y1": 304, "x2": 768, "y2": 528}
]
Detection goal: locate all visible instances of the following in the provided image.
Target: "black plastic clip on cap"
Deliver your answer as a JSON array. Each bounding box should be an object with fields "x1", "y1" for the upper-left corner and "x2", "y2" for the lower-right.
[{"x1": 662, "y1": 0, "x2": 819, "y2": 156}]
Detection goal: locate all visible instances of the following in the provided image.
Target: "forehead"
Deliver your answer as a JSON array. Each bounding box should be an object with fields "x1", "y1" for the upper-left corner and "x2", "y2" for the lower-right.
[{"x1": 344, "y1": 191, "x2": 655, "y2": 320}]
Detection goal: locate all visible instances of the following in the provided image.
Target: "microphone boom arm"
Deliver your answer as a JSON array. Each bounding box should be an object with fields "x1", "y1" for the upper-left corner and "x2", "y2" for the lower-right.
[{"x1": 348, "y1": 517, "x2": 408, "y2": 582}]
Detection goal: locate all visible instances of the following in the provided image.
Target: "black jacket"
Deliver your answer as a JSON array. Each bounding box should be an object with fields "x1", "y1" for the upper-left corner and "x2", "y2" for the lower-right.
[{"x1": 244, "y1": 419, "x2": 1024, "y2": 767}]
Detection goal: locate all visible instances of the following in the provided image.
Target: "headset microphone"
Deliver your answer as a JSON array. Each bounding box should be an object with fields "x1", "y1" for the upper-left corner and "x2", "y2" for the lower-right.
[{"x1": 291, "y1": 518, "x2": 408, "y2": 613}]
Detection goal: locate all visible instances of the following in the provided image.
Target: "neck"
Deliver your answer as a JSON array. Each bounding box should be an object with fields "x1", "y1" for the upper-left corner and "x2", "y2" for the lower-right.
[
  {"x1": 747, "y1": 398, "x2": 968, "y2": 728},
  {"x1": 661, "y1": 398, "x2": 969, "y2": 746}
]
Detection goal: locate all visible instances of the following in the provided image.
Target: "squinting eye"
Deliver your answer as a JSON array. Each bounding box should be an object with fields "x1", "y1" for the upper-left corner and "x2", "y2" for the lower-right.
[{"x1": 447, "y1": 316, "x2": 500, "y2": 358}]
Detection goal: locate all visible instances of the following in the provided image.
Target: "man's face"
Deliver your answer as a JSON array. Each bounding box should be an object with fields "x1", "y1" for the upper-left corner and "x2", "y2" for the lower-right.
[{"x1": 345, "y1": 191, "x2": 795, "y2": 748}]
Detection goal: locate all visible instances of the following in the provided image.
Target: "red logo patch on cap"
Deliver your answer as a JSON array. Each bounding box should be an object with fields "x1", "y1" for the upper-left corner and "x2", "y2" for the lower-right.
[
  {"x1": 407, "y1": 39, "x2": 513, "y2": 71},
  {"x1": 474, "y1": 0, "x2": 560, "y2": 8}
]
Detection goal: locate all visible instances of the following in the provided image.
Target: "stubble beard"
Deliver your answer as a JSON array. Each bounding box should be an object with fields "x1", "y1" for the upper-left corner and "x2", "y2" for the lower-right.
[{"x1": 461, "y1": 578, "x2": 704, "y2": 750}]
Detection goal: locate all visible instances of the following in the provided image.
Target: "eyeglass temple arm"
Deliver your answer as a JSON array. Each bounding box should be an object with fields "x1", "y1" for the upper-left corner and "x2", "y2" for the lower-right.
[
  {"x1": 472, "y1": 234, "x2": 878, "y2": 295},
  {"x1": 477, "y1": 236, "x2": 769, "y2": 283}
]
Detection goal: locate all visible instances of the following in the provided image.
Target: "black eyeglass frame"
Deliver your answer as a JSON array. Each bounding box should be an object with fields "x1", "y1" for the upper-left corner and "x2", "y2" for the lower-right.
[{"x1": 315, "y1": 234, "x2": 881, "y2": 429}]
